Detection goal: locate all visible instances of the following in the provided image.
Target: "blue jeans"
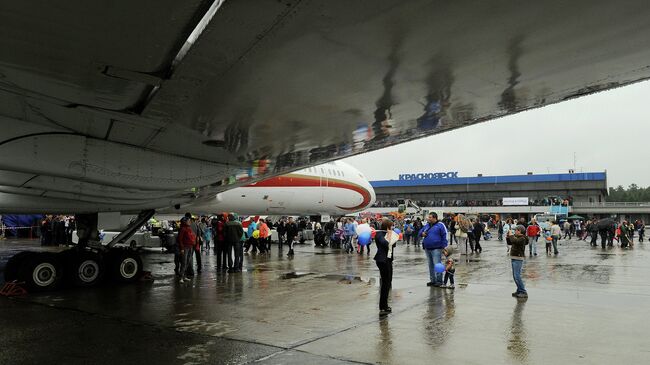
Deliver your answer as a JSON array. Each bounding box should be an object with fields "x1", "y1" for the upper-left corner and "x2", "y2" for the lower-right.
[
  {"x1": 425, "y1": 248, "x2": 443, "y2": 285},
  {"x1": 529, "y1": 236, "x2": 538, "y2": 255},
  {"x1": 511, "y1": 259, "x2": 526, "y2": 294}
]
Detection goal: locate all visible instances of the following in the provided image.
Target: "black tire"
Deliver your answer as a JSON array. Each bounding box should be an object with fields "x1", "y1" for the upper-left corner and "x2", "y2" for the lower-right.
[
  {"x1": 18, "y1": 252, "x2": 63, "y2": 292},
  {"x1": 108, "y1": 250, "x2": 142, "y2": 283},
  {"x1": 4, "y1": 251, "x2": 34, "y2": 282},
  {"x1": 68, "y1": 251, "x2": 105, "y2": 287}
]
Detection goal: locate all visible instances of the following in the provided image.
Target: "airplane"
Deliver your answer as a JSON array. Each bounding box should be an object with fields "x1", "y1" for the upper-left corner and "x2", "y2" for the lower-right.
[
  {"x1": 3, "y1": 1, "x2": 650, "y2": 291},
  {"x1": 176, "y1": 161, "x2": 376, "y2": 216}
]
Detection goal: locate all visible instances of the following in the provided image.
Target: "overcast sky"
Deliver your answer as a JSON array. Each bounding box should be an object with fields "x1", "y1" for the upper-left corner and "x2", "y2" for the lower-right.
[{"x1": 343, "y1": 80, "x2": 650, "y2": 189}]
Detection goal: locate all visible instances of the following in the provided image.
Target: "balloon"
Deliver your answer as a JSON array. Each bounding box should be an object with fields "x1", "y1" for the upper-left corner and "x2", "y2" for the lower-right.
[
  {"x1": 393, "y1": 228, "x2": 401, "y2": 235},
  {"x1": 356, "y1": 224, "x2": 372, "y2": 235},
  {"x1": 370, "y1": 228, "x2": 377, "y2": 238},
  {"x1": 253, "y1": 230, "x2": 260, "y2": 239},
  {"x1": 358, "y1": 232, "x2": 372, "y2": 245},
  {"x1": 399, "y1": 233, "x2": 403, "y2": 240},
  {"x1": 434, "y1": 263, "x2": 446, "y2": 273}
]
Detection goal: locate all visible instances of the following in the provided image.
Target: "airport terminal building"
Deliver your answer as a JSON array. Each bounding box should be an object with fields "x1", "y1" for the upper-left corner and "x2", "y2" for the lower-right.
[{"x1": 368, "y1": 171, "x2": 613, "y2": 218}]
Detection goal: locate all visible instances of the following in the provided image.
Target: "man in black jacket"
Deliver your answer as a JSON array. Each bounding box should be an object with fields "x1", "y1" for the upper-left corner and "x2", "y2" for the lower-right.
[
  {"x1": 277, "y1": 219, "x2": 287, "y2": 250},
  {"x1": 286, "y1": 217, "x2": 299, "y2": 256},
  {"x1": 224, "y1": 214, "x2": 244, "y2": 272}
]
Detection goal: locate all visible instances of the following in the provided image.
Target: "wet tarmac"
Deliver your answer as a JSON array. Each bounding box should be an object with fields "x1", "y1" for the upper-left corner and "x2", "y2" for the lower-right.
[{"x1": 1, "y1": 235, "x2": 649, "y2": 364}]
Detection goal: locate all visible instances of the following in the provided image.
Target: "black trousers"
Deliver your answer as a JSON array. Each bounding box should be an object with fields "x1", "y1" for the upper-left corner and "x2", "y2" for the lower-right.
[
  {"x1": 590, "y1": 232, "x2": 598, "y2": 246},
  {"x1": 376, "y1": 260, "x2": 393, "y2": 310},
  {"x1": 599, "y1": 230, "x2": 609, "y2": 247},
  {"x1": 359, "y1": 243, "x2": 371, "y2": 255},
  {"x1": 216, "y1": 242, "x2": 228, "y2": 271},
  {"x1": 278, "y1": 234, "x2": 285, "y2": 249}
]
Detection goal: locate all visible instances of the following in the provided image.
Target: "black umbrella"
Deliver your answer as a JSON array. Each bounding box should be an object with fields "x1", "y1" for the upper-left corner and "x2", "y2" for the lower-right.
[{"x1": 596, "y1": 218, "x2": 616, "y2": 230}]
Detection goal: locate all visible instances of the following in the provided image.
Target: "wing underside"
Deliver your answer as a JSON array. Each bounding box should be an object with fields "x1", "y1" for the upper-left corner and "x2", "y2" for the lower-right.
[{"x1": 2, "y1": 0, "x2": 650, "y2": 212}]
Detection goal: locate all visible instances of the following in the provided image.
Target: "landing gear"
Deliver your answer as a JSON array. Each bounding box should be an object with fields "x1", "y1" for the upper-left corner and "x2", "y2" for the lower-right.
[{"x1": 3, "y1": 209, "x2": 155, "y2": 292}]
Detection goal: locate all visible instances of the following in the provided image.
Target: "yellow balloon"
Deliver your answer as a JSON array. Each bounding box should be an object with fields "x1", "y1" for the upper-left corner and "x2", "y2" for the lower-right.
[{"x1": 253, "y1": 230, "x2": 260, "y2": 239}]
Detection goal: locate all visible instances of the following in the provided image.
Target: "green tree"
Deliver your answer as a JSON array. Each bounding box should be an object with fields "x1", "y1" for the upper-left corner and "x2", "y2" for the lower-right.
[{"x1": 608, "y1": 184, "x2": 650, "y2": 202}]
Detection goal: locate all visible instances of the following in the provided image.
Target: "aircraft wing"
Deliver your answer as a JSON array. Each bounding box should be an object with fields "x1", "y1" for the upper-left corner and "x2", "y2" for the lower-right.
[{"x1": 2, "y1": 0, "x2": 650, "y2": 213}]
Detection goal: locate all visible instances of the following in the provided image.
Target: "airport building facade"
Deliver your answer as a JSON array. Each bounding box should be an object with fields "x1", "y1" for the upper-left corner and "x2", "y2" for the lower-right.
[
  {"x1": 367, "y1": 171, "x2": 627, "y2": 220},
  {"x1": 371, "y1": 171, "x2": 608, "y2": 206}
]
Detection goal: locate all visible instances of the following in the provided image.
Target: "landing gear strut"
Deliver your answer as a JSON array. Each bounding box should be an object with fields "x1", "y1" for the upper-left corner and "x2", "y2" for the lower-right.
[{"x1": 3, "y1": 210, "x2": 155, "y2": 291}]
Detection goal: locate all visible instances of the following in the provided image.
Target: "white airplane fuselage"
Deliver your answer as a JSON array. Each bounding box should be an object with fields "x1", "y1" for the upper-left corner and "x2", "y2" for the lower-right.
[{"x1": 188, "y1": 161, "x2": 376, "y2": 216}]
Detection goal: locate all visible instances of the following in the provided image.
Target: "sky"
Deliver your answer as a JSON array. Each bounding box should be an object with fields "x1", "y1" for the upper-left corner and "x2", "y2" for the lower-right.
[{"x1": 343, "y1": 80, "x2": 650, "y2": 189}]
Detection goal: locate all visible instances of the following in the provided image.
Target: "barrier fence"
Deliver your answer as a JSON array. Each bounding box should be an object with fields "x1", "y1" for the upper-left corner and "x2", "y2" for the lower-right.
[{"x1": 0, "y1": 226, "x2": 39, "y2": 239}]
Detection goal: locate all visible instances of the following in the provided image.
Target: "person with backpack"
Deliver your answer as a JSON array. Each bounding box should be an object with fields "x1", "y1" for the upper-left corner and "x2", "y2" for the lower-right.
[
  {"x1": 420, "y1": 212, "x2": 448, "y2": 287},
  {"x1": 412, "y1": 218, "x2": 423, "y2": 248},
  {"x1": 403, "y1": 220, "x2": 414, "y2": 245}
]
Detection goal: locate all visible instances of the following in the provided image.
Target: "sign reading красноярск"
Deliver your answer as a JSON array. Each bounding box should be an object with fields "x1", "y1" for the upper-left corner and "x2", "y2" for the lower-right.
[{"x1": 398, "y1": 172, "x2": 459, "y2": 180}]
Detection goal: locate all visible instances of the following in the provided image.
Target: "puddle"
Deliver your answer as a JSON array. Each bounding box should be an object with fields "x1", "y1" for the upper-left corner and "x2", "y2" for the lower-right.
[
  {"x1": 317, "y1": 274, "x2": 375, "y2": 285},
  {"x1": 279, "y1": 272, "x2": 314, "y2": 279}
]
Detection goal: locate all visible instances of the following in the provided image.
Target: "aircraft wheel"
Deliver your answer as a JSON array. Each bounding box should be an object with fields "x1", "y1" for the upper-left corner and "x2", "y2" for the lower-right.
[
  {"x1": 18, "y1": 252, "x2": 63, "y2": 291},
  {"x1": 4, "y1": 251, "x2": 34, "y2": 282},
  {"x1": 108, "y1": 250, "x2": 142, "y2": 283},
  {"x1": 68, "y1": 251, "x2": 104, "y2": 287}
]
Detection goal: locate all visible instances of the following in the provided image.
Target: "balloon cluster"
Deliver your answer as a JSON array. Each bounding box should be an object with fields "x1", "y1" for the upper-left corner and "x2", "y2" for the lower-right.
[{"x1": 357, "y1": 225, "x2": 373, "y2": 245}]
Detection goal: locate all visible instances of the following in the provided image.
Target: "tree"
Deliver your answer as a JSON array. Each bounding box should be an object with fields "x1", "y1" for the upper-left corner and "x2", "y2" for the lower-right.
[{"x1": 608, "y1": 184, "x2": 650, "y2": 202}]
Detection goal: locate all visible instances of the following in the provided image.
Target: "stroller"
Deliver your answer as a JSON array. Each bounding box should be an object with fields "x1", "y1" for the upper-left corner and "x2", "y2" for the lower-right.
[
  {"x1": 483, "y1": 230, "x2": 492, "y2": 240},
  {"x1": 330, "y1": 228, "x2": 346, "y2": 249}
]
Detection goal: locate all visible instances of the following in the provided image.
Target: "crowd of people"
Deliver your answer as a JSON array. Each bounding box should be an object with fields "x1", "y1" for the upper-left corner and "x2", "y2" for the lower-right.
[
  {"x1": 373, "y1": 213, "x2": 648, "y2": 310},
  {"x1": 372, "y1": 196, "x2": 573, "y2": 208},
  {"x1": 14, "y1": 210, "x2": 643, "y2": 315},
  {"x1": 174, "y1": 214, "x2": 321, "y2": 281}
]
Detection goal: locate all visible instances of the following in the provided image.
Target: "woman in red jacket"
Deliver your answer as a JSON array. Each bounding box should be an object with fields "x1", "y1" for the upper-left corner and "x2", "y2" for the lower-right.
[
  {"x1": 526, "y1": 219, "x2": 541, "y2": 257},
  {"x1": 178, "y1": 217, "x2": 197, "y2": 282}
]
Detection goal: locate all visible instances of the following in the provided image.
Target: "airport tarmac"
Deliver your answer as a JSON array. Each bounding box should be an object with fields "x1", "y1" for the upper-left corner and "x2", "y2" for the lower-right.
[{"x1": 1, "y1": 236, "x2": 649, "y2": 365}]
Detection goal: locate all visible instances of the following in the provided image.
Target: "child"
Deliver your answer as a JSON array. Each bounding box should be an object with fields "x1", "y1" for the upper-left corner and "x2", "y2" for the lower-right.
[
  {"x1": 544, "y1": 231, "x2": 552, "y2": 255},
  {"x1": 443, "y1": 257, "x2": 455, "y2": 289}
]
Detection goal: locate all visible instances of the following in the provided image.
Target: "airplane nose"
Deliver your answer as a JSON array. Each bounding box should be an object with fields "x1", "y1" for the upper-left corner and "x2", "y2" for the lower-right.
[{"x1": 366, "y1": 182, "x2": 376, "y2": 208}]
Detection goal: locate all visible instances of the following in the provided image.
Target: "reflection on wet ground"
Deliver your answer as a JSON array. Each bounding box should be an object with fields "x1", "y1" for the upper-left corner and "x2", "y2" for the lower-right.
[{"x1": 1, "y1": 236, "x2": 650, "y2": 364}]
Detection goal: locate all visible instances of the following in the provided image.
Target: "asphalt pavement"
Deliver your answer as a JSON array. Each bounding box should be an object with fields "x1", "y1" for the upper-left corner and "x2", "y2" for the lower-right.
[{"x1": 1, "y1": 234, "x2": 649, "y2": 364}]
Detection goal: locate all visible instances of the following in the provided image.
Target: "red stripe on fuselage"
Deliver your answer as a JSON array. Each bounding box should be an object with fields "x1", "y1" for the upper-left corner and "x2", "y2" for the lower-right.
[{"x1": 245, "y1": 174, "x2": 372, "y2": 211}]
